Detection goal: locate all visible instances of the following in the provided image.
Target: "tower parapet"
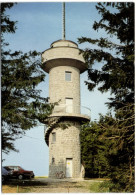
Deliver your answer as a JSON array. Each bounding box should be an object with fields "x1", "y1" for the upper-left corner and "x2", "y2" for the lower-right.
[{"x1": 42, "y1": 40, "x2": 87, "y2": 73}]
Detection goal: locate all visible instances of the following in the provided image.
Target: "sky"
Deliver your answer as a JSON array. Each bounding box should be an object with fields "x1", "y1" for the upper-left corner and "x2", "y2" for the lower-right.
[{"x1": 2, "y1": 1, "x2": 124, "y2": 176}]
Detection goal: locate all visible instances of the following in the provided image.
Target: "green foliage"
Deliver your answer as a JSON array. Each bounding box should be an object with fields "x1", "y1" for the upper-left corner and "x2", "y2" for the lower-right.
[
  {"x1": 98, "y1": 181, "x2": 112, "y2": 193},
  {"x1": 78, "y1": 2, "x2": 134, "y2": 110},
  {"x1": 79, "y1": 2, "x2": 134, "y2": 192},
  {"x1": 81, "y1": 103, "x2": 134, "y2": 192},
  {"x1": 99, "y1": 104, "x2": 134, "y2": 192},
  {"x1": 80, "y1": 122, "x2": 110, "y2": 178},
  {"x1": 89, "y1": 182, "x2": 103, "y2": 193},
  {"x1": 90, "y1": 181, "x2": 112, "y2": 193},
  {"x1": 89, "y1": 180, "x2": 112, "y2": 193},
  {"x1": 1, "y1": 3, "x2": 54, "y2": 154},
  {"x1": 1, "y1": 3, "x2": 17, "y2": 34}
]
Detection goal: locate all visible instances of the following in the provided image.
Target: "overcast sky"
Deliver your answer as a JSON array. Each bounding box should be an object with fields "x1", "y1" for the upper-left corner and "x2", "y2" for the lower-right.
[{"x1": 2, "y1": 1, "x2": 118, "y2": 176}]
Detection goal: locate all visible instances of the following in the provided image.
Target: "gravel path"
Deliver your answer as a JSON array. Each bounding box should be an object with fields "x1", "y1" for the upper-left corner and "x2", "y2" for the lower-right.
[
  {"x1": 2, "y1": 178, "x2": 105, "y2": 193},
  {"x1": 29, "y1": 178, "x2": 91, "y2": 193}
]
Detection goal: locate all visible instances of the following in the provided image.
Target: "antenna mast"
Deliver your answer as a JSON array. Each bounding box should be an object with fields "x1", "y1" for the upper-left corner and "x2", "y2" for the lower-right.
[{"x1": 62, "y1": 2, "x2": 66, "y2": 40}]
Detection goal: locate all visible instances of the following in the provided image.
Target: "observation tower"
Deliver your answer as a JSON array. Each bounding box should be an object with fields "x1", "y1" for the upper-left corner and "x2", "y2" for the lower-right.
[{"x1": 42, "y1": 3, "x2": 91, "y2": 178}]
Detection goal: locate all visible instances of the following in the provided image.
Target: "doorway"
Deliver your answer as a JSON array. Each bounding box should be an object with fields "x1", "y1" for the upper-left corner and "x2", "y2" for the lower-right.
[
  {"x1": 66, "y1": 158, "x2": 73, "y2": 178},
  {"x1": 65, "y1": 98, "x2": 73, "y2": 113}
]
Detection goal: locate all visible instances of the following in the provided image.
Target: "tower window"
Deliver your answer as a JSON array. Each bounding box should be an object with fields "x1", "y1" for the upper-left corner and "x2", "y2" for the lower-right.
[
  {"x1": 66, "y1": 98, "x2": 73, "y2": 113},
  {"x1": 65, "y1": 71, "x2": 71, "y2": 81},
  {"x1": 52, "y1": 157, "x2": 55, "y2": 164},
  {"x1": 52, "y1": 132, "x2": 56, "y2": 143}
]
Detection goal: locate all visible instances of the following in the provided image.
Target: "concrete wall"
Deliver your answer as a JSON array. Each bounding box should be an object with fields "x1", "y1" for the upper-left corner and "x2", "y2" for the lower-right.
[
  {"x1": 42, "y1": 40, "x2": 87, "y2": 73},
  {"x1": 49, "y1": 66, "x2": 80, "y2": 113},
  {"x1": 42, "y1": 40, "x2": 88, "y2": 179},
  {"x1": 49, "y1": 120, "x2": 81, "y2": 178}
]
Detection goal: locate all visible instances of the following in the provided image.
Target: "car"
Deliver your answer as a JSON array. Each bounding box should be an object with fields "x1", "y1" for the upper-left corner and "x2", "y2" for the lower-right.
[
  {"x1": 2, "y1": 167, "x2": 11, "y2": 183},
  {"x1": 4, "y1": 166, "x2": 35, "y2": 180}
]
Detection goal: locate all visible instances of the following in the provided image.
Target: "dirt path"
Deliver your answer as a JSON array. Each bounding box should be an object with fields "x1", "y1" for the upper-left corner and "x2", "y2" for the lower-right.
[
  {"x1": 29, "y1": 180, "x2": 91, "y2": 193},
  {"x1": 2, "y1": 185, "x2": 17, "y2": 193},
  {"x1": 2, "y1": 178, "x2": 104, "y2": 193}
]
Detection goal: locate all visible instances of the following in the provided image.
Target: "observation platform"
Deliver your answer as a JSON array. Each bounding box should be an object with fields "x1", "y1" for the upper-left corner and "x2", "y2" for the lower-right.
[
  {"x1": 41, "y1": 39, "x2": 87, "y2": 73},
  {"x1": 50, "y1": 104, "x2": 91, "y2": 121},
  {"x1": 44, "y1": 105, "x2": 91, "y2": 146}
]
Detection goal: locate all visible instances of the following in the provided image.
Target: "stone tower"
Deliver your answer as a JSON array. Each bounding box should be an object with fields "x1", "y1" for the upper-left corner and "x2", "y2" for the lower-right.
[
  {"x1": 42, "y1": 39, "x2": 90, "y2": 178},
  {"x1": 41, "y1": 3, "x2": 90, "y2": 178}
]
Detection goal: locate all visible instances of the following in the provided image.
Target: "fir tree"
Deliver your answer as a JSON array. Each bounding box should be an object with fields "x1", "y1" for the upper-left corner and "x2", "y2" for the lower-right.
[
  {"x1": 97, "y1": 105, "x2": 134, "y2": 192},
  {"x1": 78, "y1": 2, "x2": 134, "y2": 110},
  {"x1": 80, "y1": 122, "x2": 110, "y2": 178},
  {"x1": 79, "y1": 2, "x2": 134, "y2": 192},
  {"x1": 1, "y1": 3, "x2": 54, "y2": 154}
]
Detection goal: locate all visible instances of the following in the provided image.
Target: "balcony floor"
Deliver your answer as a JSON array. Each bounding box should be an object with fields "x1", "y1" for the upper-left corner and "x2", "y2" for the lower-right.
[{"x1": 48, "y1": 112, "x2": 90, "y2": 122}]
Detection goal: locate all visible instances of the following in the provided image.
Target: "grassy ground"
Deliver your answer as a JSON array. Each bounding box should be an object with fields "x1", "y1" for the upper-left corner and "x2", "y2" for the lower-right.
[
  {"x1": 89, "y1": 181, "x2": 111, "y2": 193},
  {"x1": 2, "y1": 185, "x2": 31, "y2": 193},
  {"x1": 35, "y1": 176, "x2": 48, "y2": 178},
  {"x1": 2, "y1": 178, "x2": 111, "y2": 193}
]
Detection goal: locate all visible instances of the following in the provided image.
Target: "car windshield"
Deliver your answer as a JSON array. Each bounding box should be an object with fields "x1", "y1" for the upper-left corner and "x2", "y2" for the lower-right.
[
  {"x1": 2, "y1": 167, "x2": 9, "y2": 175},
  {"x1": 19, "y1": 166, "x2": 24, "y2": 170},
  {"x1": 5, "y1": 166, "x2": 25, "y2": 171},
  {"x1": 4, "y1": 167, "x2": 11, "y2": 171}
]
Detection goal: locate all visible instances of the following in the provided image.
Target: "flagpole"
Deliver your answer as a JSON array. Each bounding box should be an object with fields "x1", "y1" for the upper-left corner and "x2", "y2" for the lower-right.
[{"x1": 62, "y1": 2, "x2": 65, "y2": 40}]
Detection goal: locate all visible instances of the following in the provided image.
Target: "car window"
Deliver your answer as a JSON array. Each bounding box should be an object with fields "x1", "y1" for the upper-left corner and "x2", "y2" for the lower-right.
[
  {"x1": 19, "y1": 167, "x2": 24, "y2": 170},
  {"x1": 14, "y1": 167, "x2": 19, "y2": 171},
  {"x1": 4, "y1": 167, "x2": 10, "y2": 171},
  {"x1": 10, "y1": 166, "x2": 18, "y2": 171},
  {"x1": 2, "y1": 167, "x2": 9, "y2": 175}
]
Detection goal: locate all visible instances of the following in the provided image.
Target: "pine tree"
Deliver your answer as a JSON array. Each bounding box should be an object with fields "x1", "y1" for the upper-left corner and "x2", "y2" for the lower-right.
[
  {"x1": 80, "y1": 122, "x2": 110, "y2": 178},
  {"x1": 79, "y1": 2, "x2": 134, "y2": 192},
  {"x1": 97, "y1": 106, "x2": 134, "y2": 192},
  {"x1": 1, "y1": 3, "x2": 54, "y2": 154},
  {"x1": 78, "y1": 2, "x2": 134, "y2": 110}
]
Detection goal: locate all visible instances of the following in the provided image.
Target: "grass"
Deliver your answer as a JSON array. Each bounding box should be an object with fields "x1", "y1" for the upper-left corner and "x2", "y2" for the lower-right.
[
  {"x1": 89, "y1": 181, "x2": 111, "y2": 193},
  {"x1": 3, "y1": 178, "x2": 113, "y2": 193},
  {"x1": 17, "y1": 186, "x2": 31, "y2": 193},
  {"x1": 35, "y1": 176, "x2": 48, "y2": 178},
  {"x1": 2, "y1": 185, "x2": 32, "y2": 193}
]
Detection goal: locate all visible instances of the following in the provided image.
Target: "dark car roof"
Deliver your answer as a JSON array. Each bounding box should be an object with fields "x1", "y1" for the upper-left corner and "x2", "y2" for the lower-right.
[
  {"x1": 4, "y1": 166, "x2": 19, "y2": 167},
  {"x1": 4, "y1": 166, "x2": 21, "y2": 168}
]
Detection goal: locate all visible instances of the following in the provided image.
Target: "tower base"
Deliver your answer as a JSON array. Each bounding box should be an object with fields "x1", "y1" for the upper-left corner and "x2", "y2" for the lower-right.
[{"x1": 48, "y1": 119, "x2": 82, "y2": 178}]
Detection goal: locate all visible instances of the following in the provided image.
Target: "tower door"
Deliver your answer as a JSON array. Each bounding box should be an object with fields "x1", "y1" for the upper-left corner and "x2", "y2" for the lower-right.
[
  {"x1": 66, "y1": 158, "x2": 73, "y2": 178},
  {"x1": 66, "y1": 98, "x2": 73, "y2": 113}
]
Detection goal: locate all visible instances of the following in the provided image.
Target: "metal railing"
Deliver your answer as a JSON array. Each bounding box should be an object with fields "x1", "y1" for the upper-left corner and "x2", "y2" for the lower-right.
[
  {"x1": 52, "y1": 104, "x2": 91, "y2": 118},
  {"x1": 44, "y1": 105, "x2": 91, "y2": 136}
]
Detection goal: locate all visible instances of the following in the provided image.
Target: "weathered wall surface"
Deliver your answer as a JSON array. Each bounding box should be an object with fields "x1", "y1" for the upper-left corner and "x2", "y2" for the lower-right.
[
  {"x1": 49, "y1": 120, "x2": 81, "y2": 178},
  {"x1": 42, "y1": 40, "x2": 89, "y2": 179},
  {"x1": 49, "y1": 65, "x2": 80, "y2": 108}
]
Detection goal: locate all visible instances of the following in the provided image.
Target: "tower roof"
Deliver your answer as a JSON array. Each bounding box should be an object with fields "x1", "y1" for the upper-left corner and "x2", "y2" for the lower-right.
[
  {"x1": 50, "y1": 39, "x2": 78, "y2": 48},
  {"x1": 42, "y1": 39, "x2": 87, "y2": 73}
]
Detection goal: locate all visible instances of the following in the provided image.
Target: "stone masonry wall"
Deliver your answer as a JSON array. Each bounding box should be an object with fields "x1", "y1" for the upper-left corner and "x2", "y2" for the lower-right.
[
  {"x1": 42, "y1": 40, "x2": 88, "y2": 179},
  {"x1": 49, "y1": 66, "x2": 80, "y2": 110},
  {"x1": 49, "y1": 120, "x2": 81, "y2": 178}
]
